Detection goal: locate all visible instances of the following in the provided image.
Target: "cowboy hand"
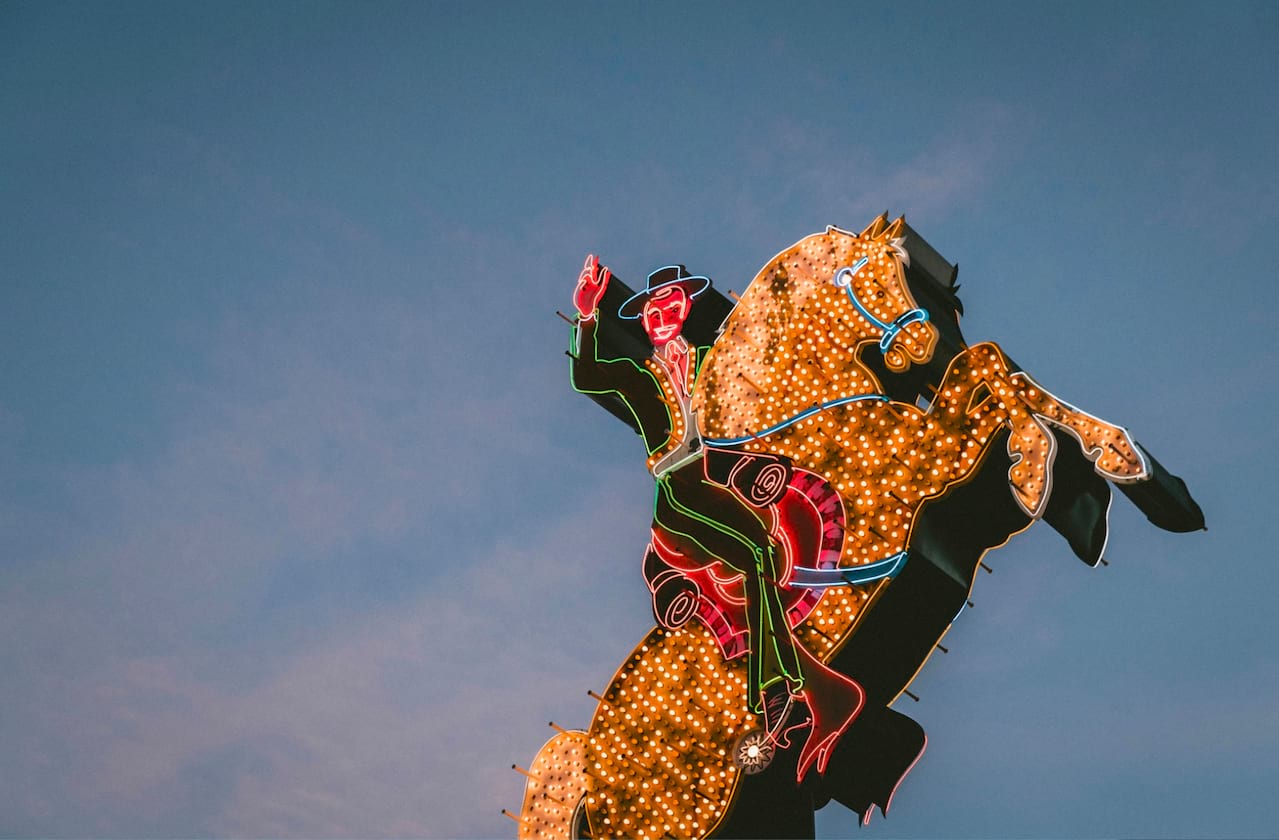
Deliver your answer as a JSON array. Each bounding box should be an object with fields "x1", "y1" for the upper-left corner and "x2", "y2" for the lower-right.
[{"x1": 573, "y1": 253, "x2": 611, "y2": 319}]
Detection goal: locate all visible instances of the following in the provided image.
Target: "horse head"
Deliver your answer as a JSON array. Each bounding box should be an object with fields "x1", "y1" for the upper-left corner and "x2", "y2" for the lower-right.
[
  {"x1": 827, "y1": 215, "x2": 937, "y2": 372},
  {"x1": 695, "y1": 214, "x2": 938, "y2": 444}
]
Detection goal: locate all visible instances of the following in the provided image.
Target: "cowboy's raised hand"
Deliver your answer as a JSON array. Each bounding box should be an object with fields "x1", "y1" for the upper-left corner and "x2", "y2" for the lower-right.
[{"x1": 573, "y1": 253, "x2": 611, "y2": 320}]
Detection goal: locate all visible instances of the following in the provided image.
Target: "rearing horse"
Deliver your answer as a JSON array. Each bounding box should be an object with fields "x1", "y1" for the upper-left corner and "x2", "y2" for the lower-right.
[
  {"x1": 515, "y1": 217, "x2": 1194, "y2": 839},
  {"x1": 695, "y1": 217, "x2": 1150, "y2": 573}
]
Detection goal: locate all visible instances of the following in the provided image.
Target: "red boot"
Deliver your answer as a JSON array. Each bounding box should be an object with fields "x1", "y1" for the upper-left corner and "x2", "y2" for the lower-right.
[{"x1": 794, "y1": 647, "x2": 865, "y2": 782}]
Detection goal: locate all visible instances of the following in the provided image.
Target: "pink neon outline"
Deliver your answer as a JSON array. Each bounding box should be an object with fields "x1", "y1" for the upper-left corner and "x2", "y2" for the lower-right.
[
  {"x1": 641, "y1": 286, "x2": 690, "y2": 347},
  {"x1": 774, "y1": 469, "x2": 845, "y2": 625},
  {"x1": 572, "y1": 253, "x2": 611, "y2": 320},
  {"x1": 764, "y1": 711, "x2": 809, "y2": 752},
  {"x1": 795, "y1": 668, "x2": 866, "y2": 782},
  {"x1": 646, "y1": 463, "x2": 852, "y2": 659},
  {"x1": 774, "y1": 518, "x2": 799, "y2": 586},
  {"x1": 649, "y1": 529, "x2": 719, "y2": 576},
  {"x1": 882, "y1": 731, "x2": 928, "y2": 818}
]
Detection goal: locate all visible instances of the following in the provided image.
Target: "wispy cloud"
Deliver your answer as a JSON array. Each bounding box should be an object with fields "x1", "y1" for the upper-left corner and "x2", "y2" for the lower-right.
[
  {"x1": 3, "y1": 478, "x2": 654, "y2": 836},
  {"x1": 714, "y1": 100, "x2": 1028, "y2": 241},
  {"x1": 0, "y1": 261, "x2": 656, "y2": 836}
]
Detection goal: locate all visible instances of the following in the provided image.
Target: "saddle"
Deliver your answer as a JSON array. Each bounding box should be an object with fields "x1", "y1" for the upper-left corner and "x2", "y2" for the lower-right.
[{"x1": 645, "y1": 449, "x2": 844, "y2": 658}]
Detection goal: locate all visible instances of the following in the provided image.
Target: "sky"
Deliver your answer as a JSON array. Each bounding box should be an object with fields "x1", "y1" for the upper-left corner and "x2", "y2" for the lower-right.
[{"x1": 2, "y1": 1, "x2": 1277, "y2": 837}]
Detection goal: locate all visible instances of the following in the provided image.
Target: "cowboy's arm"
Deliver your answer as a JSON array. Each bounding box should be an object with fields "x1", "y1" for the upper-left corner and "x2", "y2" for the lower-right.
[
  {"x1": 569, "y1": 316, "x2": 646, "y2": 396},
  {"x1": 567, "y1": 254, "x2": 677, "y2": 455},
  {"x1": 570, "y1": 316, "x2": 678, "y2": 457}
]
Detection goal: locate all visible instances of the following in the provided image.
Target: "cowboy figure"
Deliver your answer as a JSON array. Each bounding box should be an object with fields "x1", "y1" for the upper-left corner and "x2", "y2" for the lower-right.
[{"x1": 570, "y1": 254, "x2": 865, "y2": 779}]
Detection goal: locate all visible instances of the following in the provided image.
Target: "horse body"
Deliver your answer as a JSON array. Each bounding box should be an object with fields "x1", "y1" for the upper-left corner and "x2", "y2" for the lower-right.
[{"x1": 518, "y1": 218, "x2": 1189, "y2": 839}]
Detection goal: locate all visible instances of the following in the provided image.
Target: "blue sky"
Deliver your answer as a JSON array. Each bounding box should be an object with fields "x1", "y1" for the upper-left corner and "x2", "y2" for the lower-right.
[{"x1": 2, "y1": 2, "x2": 1277, "y2": 837}]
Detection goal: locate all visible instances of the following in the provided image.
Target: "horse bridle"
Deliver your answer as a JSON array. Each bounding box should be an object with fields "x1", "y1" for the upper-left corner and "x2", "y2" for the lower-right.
[{"x1": 833, "y1": 257, "x2": 930, "y2": 355}]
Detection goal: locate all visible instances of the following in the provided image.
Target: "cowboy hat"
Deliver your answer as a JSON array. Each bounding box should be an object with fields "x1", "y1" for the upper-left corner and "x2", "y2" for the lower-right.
[{"x1": 618, "y1": 265, "x2": 711, "y2": 319}]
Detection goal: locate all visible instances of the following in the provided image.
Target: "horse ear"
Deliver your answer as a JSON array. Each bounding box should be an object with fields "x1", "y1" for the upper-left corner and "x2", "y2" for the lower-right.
[
  {"x1": 860, "y1": 213, "x2": 889, "y2": 239},
  {"x1": 883, "y1": 215, "x2": 906, "y2": 240}
]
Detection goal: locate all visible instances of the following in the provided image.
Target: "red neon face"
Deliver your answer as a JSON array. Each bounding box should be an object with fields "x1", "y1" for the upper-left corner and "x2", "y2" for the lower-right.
[{"x1": 641, "y1": 286, "x2": 690, "y2": 348}]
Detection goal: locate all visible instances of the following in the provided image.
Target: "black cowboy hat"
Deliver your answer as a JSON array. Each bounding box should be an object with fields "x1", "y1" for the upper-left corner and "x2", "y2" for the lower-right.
[{"x1": 618, "y1": 265, "x2": 712, "y2": 319}]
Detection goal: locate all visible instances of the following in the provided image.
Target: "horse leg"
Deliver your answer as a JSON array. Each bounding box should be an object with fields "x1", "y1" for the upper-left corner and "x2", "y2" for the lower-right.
[
  {"x1": 1004, "y1": 409, "x2": 1057, "y2": 518},
  {"x1": 926, "y1": 342, "x2": 1058, "y2": 518},
  {"x1": 1008, "y1": 370, "x2": 1150, "y2": 483},
  {"x1": 932, "y1": 342, "x2": 1148, "y2": 514}
]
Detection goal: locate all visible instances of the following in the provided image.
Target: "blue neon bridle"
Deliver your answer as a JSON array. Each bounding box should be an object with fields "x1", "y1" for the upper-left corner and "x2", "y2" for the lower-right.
[{"x1": 833, "y1": 257, "x2": 930, "y2": 354}]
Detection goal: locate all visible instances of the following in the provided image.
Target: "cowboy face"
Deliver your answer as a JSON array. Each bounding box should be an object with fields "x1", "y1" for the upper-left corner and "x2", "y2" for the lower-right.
[{"x1": 641, "y1": 286, "x2": 690, "y2": 348}]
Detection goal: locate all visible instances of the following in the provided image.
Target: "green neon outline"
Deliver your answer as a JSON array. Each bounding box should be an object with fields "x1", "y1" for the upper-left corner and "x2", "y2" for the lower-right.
[
  {"x1": 570, "y1": 311, "x2": 804, "y2": 711},
  {"x1": 569, "y1": 320, "x2": 672, "y2": 458},
  {"x1": 654, "y1": 474, "x2": 805, "y2": 709}
]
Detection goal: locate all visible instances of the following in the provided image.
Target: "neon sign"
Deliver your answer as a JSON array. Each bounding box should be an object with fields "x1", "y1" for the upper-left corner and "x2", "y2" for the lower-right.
[{"x1": 513, "y1": 216, "x2": 1203, "y2": 838}]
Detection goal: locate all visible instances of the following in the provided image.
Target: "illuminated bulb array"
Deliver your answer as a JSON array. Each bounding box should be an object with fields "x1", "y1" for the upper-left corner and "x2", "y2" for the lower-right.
[
  {"x1": 580, "y1": 623, "x2": 756, "y2": 839},
  {"x1": 518, "y1": 730, "x2": 589, "y2": 840},
  {"x1": 1010, "y1": 370, "x2": 1149, "y2": 482},
  {"x1": 695, "y1": 219, "x2": 936, "y2": 446},
  {"x1": 696, "y1": 222, "x2": 1150, "y2": 666},
  {"x1": 521, "y1": 218, "x2": 1153, "y2": 838},
  {"x1": 694, "y1": 223, "x2": 943, "y2": 658},
  {"x1": 710, "y1": 342, "x2": 1145, "y2": 573},
  {"x1": 520, "y1": 599, "x2": 882, "y2": 836},
  {"x1": 796, "y1": 584, "x2": 871, "y2": 656},
  {"x1": 644, "y1": 357, "x2": 688, "y2": 473}
]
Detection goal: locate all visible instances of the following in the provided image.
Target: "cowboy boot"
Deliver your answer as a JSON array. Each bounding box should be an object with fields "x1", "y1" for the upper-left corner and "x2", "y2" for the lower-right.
[
  {"x1": 794, "y1": 646, "x2": 866, "y2": 783},
  {"x1": 759, "y1": 679, "x2": 808, "y2": 750}
]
